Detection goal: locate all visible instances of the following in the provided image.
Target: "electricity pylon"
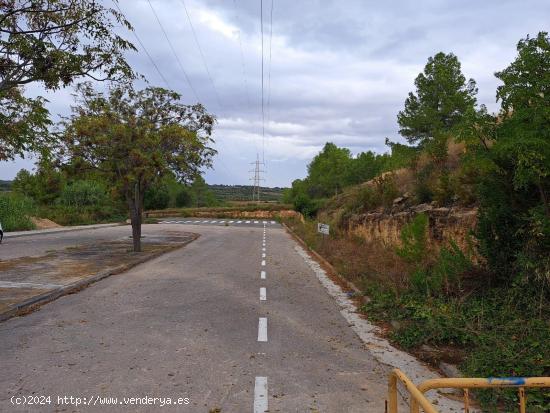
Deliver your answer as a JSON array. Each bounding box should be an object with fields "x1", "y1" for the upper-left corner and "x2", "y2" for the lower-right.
[{"x1": 249, "y1": 154, "x2": 266, "y2": 202}]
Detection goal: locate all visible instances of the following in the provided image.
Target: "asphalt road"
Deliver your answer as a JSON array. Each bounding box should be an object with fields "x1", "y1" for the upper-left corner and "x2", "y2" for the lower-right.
[{"x1": 0, "y1": 223, "x2": 396, "y2": 412}]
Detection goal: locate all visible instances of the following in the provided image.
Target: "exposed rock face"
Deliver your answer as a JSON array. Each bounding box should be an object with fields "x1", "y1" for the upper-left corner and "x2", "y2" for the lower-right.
[{"x1": 348, "y1": 203, "x2": 478, "y2": 256}]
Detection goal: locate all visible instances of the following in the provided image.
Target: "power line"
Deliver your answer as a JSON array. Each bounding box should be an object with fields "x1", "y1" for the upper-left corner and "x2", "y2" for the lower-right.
[
  {"x1": 145, "y1": 0, "x2": 200, "y2": 102},
  {"x1": 266, "y1": 0, "x2": 274, "y2": 168},
  {"x1": 267, "y1": 0, "x2": 274, "y2": 123},
  {"x1": 260, "y1": 0, "x2": 265, "y2": 163},
  {"x1": 178, "y1": 0, "x2": 224, "y2": 112},
  {"x1": 232, "y1": 0, "x2": 252, "y2": 112},
  {"x1": 112, "y1": 1, "x2": 171, "y2": 89},
  {"x1": 233, "y1": 0, "x2": 256, "y2": 155}
]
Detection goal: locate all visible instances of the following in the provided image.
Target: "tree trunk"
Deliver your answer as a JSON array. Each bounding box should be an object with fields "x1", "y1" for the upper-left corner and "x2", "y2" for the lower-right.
[{"x1": 128, "y1": 182, "x2": 142, "y2": 252}]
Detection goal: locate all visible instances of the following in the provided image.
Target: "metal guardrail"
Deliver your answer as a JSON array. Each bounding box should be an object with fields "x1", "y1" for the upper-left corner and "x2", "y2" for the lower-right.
[{"x1": 387, "y1": 368, "x2": 550, "y2": 413}]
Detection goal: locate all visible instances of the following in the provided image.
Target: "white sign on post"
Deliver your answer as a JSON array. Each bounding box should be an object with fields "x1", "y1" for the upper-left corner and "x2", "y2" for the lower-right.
[{"x1": 317, "y1": 223, "x2": 330, "y2": 235}]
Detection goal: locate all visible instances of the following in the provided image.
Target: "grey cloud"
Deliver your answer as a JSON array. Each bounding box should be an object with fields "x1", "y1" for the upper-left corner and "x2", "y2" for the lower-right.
[{"x1": 1, "y1": 0, "x2": 549, "y2": 187}]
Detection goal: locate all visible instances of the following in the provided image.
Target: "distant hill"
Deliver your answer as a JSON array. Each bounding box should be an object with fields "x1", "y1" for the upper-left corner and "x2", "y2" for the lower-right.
[
  {"x1": 0, "y1": 180, "x2": 12, "y2": 191},
  {"x1": 208, "y1": 184, "x2": 285, "y2": 202}
]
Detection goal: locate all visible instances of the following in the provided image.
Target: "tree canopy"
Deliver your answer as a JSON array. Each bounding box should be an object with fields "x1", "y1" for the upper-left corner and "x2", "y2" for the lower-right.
[
  {"x1": 475, "y1": 32, "x2": 550, "y2": 284},
  {"x1": 59, "y1": 83, "x2": 216, "y2": 251},
  {"x1": 397, "y1": 52, "x2": 477, "y2": 148},
  {"x1": 0, "y1": 0, "x2": 136, "y2": 161}
]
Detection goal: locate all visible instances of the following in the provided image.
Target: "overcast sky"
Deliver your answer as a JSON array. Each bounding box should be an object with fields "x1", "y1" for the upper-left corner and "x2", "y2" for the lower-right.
[{"x1": 1, "y1": 0, "x2": 548, "y2": 187}]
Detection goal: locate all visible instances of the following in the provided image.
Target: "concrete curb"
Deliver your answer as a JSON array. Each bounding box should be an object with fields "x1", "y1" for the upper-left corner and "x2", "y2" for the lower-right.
[
  {"x1": 281, "y1": 222, "x2": 361, "y2": 294},
  {"x1": 5, "y1": 223, "x2": 125, "y2": 239},
  {"x1": 0, "y1": 234, "x2": 199, "y2": 323}
]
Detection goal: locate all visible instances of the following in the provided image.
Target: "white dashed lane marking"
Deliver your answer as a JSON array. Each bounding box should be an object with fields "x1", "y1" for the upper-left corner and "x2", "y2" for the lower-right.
[
  {"x1": 261, "y1": 260, "x2": 266, "y2": 266},
  {"x1": 260, "y1": 287, "x2": 266, "y2": 301},
  {"x1": 260, "y1": 271, "x2": 266, "y2": 279},
  {"x1": 258, "y1": 318, "x2": 268, "y2": 342},
  {"x1": 262, "y1": 253, "x2": 266, "y2": 258},
  {"x1": 254, "y1": 377, "x2": 268, "y2": 413}
]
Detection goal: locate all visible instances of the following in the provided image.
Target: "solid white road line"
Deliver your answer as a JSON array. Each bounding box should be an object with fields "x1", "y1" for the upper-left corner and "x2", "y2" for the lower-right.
[
  {"x1": 260, "y1": 287, "x2": 266, "y2": 301},
  {"x1": 260, "y1": 270, "x2": 266, "y2": 279},
  {"x1": 258, "y1": 318, "x2": 268, "y2": 342},
  {"x1": 261, "y1": 260, "x2": 266, "y2": 266},
  {"x1": 254, "y1": 377, "x2": 268, "y2": 413}
]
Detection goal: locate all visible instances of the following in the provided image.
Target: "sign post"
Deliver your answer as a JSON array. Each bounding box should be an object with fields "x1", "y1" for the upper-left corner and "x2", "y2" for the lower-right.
[
  {"x1": 317, "y1": 222, "x2": 329, "y2": 250},
  {"x1": 317, "y1": 223, "x2": 330, "y2": 235}
]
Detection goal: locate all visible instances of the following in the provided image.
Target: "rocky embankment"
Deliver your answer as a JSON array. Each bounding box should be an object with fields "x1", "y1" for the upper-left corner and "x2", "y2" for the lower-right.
[{"x1": 347, "y1": 195, "x2": 477, "y2": 256}]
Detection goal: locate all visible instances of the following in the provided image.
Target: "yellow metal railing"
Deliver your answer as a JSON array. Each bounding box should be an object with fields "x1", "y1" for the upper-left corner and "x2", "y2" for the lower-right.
[{"x1": 387, "y1": 368, "x2": 550, "y2": 413}]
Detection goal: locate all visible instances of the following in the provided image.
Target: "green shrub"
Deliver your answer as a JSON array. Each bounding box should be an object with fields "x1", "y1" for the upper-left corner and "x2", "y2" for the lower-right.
[
  {"x1": 144, "y1": 183, "x2": 170, "y2": 210},
  {"x1": 293, "y1": 193, "x2": 318, "y2": 218},
  {"x1": 175, "y1": 188, "x2": 193, "y2": 207},
  {"x1": 413, "y1": 165, "x2": 435, "y2": 203},
  {"x1": 396, "y1": 213, "x2": 429, "y2": 264},
  {"x1": 375, "y1": 175, "x2": 400, "y2": 209},
  {"x1": 0, "y1": 193, "x2": 36, "y2": 231},
  {"x1": 59, "y1": 180, "x2": 108, "y2": 208},
  {"x1": 361, "y1": 285, "x2": 549, "y2": 411},
  {"x1": 39, "y1": 204, "x2": 125, "y2": 226},
  {"x1": 433, "y1": 171, "x2": 455, "y2": 206},
  {"x1": 430, "y1": 240, "x2": 472, "y2": 294}
]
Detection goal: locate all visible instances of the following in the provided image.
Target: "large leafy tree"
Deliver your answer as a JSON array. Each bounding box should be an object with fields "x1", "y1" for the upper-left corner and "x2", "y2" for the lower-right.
[
  {"x1": 347, "y1": 150, "x2": 388, "y2": 185},
  {"x1": 475, "y1": 32, "x2": 550, "y2": 288},
  {"x1": 60, "y1": 83, "x2": 216, "y2": 252},
  {"x1": 398, "y1": 52, "x2": 477, "y2": 149},
  {"x1": 307, "y1": 142, "x2": 353, "y2": 197},
  {"x1": 0, "y1": 0, "x2": 136, "y2": 161}
]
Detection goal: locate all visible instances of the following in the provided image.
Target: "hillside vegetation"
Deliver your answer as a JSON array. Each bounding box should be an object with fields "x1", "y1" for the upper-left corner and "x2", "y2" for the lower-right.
[
  {"x1": 284, "y1": 32, "x2": 549, "y2": 411},
  {"x1": 208, "y1": 184, "x2": 284, "y2": 202},
  {"x1": 1, "y1": 166, "x2": 287, "y2": 229}
]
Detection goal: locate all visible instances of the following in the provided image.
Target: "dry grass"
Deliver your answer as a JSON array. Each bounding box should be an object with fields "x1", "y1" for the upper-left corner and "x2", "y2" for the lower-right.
[{"x1": 284, "y1": 216, "x2": 412, "y2": 293}]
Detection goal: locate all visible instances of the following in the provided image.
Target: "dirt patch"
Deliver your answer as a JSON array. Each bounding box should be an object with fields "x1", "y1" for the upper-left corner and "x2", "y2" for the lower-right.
[
  {"x1": 31, "y1": 217, "x2": 61, "y2": 229},
  {"x1": 0, "y1": 232, "x2": 198, "y2": 321}
]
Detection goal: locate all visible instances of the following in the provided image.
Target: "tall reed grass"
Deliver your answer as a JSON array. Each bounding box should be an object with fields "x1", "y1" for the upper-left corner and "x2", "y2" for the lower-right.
[{"x1": 0, "y1": 193, "x2": 36, "y2": 231}]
